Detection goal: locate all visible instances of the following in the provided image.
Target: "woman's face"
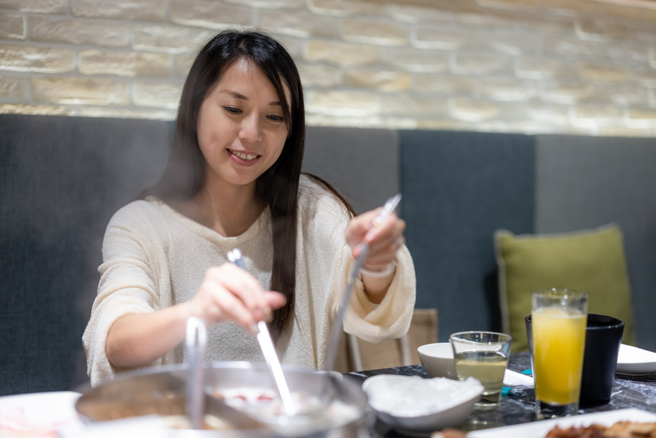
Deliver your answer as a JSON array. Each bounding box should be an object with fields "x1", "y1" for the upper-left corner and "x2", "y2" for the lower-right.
[{"x1": 196, "y1": 58, "x2": 291, "y2": 192}]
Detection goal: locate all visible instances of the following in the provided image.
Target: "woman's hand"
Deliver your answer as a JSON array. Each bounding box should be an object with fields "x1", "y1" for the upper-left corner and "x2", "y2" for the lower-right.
[
  {"x1": 345, "y1": 209, "x2": 406, "y2": 302},
  {"x1": 187, "y1": 264, "x2": 287, "y2": 332}
]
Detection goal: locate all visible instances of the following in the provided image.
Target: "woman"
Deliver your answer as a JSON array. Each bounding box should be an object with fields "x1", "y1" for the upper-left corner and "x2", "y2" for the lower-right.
[{"x1": 83, "y1": 30, "x2": 416, "y2": 385}]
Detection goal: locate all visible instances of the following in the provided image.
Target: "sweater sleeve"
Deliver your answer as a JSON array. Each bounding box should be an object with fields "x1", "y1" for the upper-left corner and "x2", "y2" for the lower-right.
[
  {"x1": 341, "y1": 243, "x2": 417, "y2": 343},
  {"x1": 82, "y1": 202, "x2": 165, "y2": 386}
]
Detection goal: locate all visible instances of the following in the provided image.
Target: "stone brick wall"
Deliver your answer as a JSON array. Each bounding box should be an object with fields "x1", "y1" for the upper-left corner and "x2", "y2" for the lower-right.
[{"x1": 1, "y1": 0, "x2": 656, "y2": 136}]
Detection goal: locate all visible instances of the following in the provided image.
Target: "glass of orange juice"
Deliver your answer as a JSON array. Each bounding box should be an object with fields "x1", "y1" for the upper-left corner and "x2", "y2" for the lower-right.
[{"x1": 532, "y1": 288, "x2": 588, "y2": 419}]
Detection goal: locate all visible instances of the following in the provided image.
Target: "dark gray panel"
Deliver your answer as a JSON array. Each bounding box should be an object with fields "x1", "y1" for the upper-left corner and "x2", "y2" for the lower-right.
[
  {"x1": 535, "y1": 135, "x2": 656, "y2": 351},
  {"x1": 0, "y1": 115, "x2": 171, "y2": 395},
  {"x1": 401, "y1": 130, "x2": 535, "y2": 342},
  {"x1": 303, "y1": 126, "x2": 399, "y2": 214}
]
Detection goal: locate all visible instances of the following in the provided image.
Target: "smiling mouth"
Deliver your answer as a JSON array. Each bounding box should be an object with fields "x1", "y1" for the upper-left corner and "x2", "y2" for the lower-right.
[{"x1": 228, "y1": 149, "x2": 260, "y2": 161}]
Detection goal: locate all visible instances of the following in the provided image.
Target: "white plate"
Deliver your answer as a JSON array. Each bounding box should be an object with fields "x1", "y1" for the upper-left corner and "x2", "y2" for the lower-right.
[
  {"x1": 0, "y1": 391, "x2": 82, "y2": 435},
  {"x1": 468, "y1": 408, "x2": 656, "y2": 438},
  {"x1": 617, "y1": 344, "x2": 656, "y2": 374}
]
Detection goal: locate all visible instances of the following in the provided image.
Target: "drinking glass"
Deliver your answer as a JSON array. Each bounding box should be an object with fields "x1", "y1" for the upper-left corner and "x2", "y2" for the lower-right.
[
  {"x1": 449, "y1": 331, "x2": 512, "y2": 410},
  {"x1": 532, "y1": 289, "x2": 588, "y2": 419}
]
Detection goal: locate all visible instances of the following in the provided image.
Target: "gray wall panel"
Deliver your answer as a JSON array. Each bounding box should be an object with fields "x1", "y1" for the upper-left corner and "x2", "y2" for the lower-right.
[
  {"x1": 303, "y1": 126, "x2": 399, "y2": 215},
  {"x1": 535, "y1": 135, "x2": 656, "y2": 351},
  {"x1": 401, "y1": 130, "x2": 535, "y2": 341}
]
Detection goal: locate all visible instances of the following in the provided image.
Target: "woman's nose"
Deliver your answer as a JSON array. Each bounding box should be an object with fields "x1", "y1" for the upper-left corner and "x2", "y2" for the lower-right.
[{"x1": 238, "y1": 113, "x2": 262, "y2": 143}]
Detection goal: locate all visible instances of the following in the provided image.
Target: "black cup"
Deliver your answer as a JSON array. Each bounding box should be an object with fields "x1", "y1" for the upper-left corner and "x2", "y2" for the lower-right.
[{"x1": 525, "y1": 313, "x2": 624, "y2": 407}]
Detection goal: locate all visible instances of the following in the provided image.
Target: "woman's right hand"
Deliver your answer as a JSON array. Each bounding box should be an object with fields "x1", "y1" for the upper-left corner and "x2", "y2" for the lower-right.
[{"x1": 186, "y1": 264, "x2": 287, "y2": 332}]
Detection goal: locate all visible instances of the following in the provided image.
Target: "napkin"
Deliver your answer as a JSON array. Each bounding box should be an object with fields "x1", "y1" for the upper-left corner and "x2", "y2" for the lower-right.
[{"x1": 503, "y1": 369, "x2": 534, "y2": 387}]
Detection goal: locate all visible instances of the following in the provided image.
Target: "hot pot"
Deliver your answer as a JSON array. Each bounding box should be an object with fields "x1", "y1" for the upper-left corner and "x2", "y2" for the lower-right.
[{"x1": 75, "y1": 361, "x2": 372, "y2": 437}]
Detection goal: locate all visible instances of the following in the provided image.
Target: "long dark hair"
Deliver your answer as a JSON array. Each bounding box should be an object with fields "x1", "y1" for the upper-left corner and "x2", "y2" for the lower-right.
[{"x1": 140, "y1": 30, "x2": 305, "y2": 341}]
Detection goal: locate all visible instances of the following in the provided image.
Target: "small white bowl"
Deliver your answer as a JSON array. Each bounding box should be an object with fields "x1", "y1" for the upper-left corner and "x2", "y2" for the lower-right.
[
  {"x1": 417, "y1": 343, "x2": 457, "y2": 379},
  {"x1": 362, "y1": 375, "x2": 483, "y2": 435}
]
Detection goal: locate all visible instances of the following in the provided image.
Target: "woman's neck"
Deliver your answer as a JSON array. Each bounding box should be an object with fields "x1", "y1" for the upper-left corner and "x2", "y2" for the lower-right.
[{"x1": 180, "y1": 180, "x2": 266, "y2": 238}]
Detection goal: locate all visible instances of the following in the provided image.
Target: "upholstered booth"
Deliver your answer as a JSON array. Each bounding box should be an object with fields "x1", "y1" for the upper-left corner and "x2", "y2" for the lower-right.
[{"x1": 2, "y1": 114, "x2": 656, "y2": 395}]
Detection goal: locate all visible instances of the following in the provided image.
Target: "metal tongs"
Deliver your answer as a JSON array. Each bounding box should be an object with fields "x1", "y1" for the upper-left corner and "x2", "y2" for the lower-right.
[
  {"x1": 322, "y1": 194, "x2": 402, "y2": 402},
  {"x1": 227, "y1": 249, "x2": 297, "y2": 417}
]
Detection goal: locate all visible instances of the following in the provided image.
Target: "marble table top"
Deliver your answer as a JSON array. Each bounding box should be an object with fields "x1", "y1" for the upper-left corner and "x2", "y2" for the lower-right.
[{"x1": 346, "y1": 351, "x2": 656, "y2": 437}]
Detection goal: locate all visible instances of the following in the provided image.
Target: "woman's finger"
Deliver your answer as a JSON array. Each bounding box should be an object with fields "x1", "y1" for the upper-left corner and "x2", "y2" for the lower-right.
[
  {"x1": 206, "y1": 265, "x2": 269, "y2": 318},
  {"x1": 209, "y1": 285, "x2": 257, "y2": 332},
  {"x1": 345, "y1": 208, "x2": 381, "y2": 248}
]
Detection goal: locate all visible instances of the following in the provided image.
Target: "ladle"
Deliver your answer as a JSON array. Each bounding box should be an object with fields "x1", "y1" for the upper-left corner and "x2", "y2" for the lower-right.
[{"x1": 228, "y1": 248, "x2": 297, "y2": 417}]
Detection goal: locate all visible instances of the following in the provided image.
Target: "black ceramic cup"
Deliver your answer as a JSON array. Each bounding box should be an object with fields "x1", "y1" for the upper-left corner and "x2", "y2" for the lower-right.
[{"x1": 525, "y1": 313, "x2": 624, "y2": 407}]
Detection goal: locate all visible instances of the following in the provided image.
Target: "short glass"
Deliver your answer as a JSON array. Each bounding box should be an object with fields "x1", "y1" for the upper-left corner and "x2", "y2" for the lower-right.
[
  {"x1": 532, "y1": 289, "x2": 588, "y2": 419},
  {"x1": 449, "y1": 331, "x2": 512, "y2": 410}
]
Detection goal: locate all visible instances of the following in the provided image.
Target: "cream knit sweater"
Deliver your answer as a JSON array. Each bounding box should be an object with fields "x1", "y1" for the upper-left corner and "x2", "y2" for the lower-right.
[{"x1": 83, "y1": 176, "x2": 416, "y2": 386}]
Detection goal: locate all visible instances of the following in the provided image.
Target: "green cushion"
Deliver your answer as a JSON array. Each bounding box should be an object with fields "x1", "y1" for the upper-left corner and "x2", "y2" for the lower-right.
[{"x1": 495, "y1": 224, "x2": 635, "y2": 352}]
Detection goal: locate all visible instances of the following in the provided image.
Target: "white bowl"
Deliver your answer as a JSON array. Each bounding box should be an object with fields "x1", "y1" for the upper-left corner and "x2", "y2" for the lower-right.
[
  {"x1": 362, "y1": 375, "x2": 483, "y2": 435},
  {"x1": 417, "y1": 342, "x2": 457, "y2": 379}
]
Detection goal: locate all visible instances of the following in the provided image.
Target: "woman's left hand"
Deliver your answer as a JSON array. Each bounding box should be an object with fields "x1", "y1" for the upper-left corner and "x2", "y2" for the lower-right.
[{"x1": 345, "y1": 208, "x2": 406, "y2": 273}]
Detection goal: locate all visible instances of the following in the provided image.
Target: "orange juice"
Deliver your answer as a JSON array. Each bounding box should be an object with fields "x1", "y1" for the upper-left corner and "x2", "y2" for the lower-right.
[{"x1": 532, "y1": 307, "x2": 587, "y2": 405}]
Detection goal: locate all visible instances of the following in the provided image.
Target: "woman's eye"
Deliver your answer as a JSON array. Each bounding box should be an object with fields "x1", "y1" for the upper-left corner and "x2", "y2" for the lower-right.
[
  {"x1": 223, "y1": 106, "x2": 242, "y2": 114},
  {"x1": 267, "y1": 115, "x2": 284, "y2": 122}
]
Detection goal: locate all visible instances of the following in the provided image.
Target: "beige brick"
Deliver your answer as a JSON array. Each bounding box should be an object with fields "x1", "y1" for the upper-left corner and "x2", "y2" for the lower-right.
[
  {"x1": 0, "y1": 104, "x2": 72, "y2": 116},
  {"x1": 306, "y1": 114, "x2": 417, "y2": 130},
  {"x1": 32, "y1": 77, "x2": 130, "y2": 105},
  {"x1": 259, "y1": 10, "x2": 338, "y2": 38},
  {"x1": 452, "y1": 53, "x2": 510, "y2": 75},
  {"x1": 577, "y1": 63, "x2": 626, "y2": 83},
  {"x1": 380, "y1": 47, "x2": 449, "y2": 73},
  {"x1": 71, "y1": 0, "x2": 166, "y2": 21},
  {"x1": 522, "y1": 102, "x2": 570, "y2": 125},
  {"x1": 224, "y1": 0, "x2": 304, "y2": 8},
  {"x1": 133, "y1": 82, "x2": 182, "y2": 108},
  {"x1": 597, "y1": 126, "x2": 652, "y2": 138},
  {"x1": 28, "y1": 16, "x2": 129, "y2": 48},
  {"x1": 306, "y1": 90, "x2": 380, "y2": 116},
  {"x1": 626, "y1": 108, "x2": 656, "y2": 128},
  {"x1": 633, "y1": 70, "x2": 656, "y2": 88},
  {"x1": 169, "y1": 1, "x2": 253, "y2": 29},
  {"x1": 413, "y1": 27, "x2": 474, "y2": 51},
  {"x1": 0, "y1": 0, "x2": 67, "y2": 13},
  {"x1": 382, "y1": 4, "x2": 453, "y2": 23},
  {"x1": 0, "y1": 45, "x2": 74, "y2": 73},
  {"x1": 413, "y1": 73, "x2": 478, "y2": 95},
  {"x1": 380, "y1": 94, "x2": 447, "y2": 116},
  {"x1": 133, "y1": 25, "x2": 211, "y2": 54},
  {"x1": 481, "y1": 77, "x2": 534, "y2": 101},
  {"x1": 651, "y1": 89, "x2": 656, "y2": 109},
  {"x1": 484, "y1": 33, "x2": 541, "y2": 56},
  {"x1": 307, "y1": 0, "x2": 383, "y2": 17},
  {"x1": 476, "y1": 0, "x2": 537, "y2": 11},
  {"x1": 539, "y1": 82, "x2": 594, "y2": 104},
  {"x1": 449, "y1": 98, "x2": 499, "y2": 122},
  {"x1": 575, "y1": 18, "x2": 629, "y2": 42},
  {"x1": 514, "y1": 57, "x2": 571, "y2": 80},
  {"x1": 343, "y1": 69, "x2": 410, "y2": 91},
  {"x1": 545, "y1": 37, "x2": 647, "y2": 65},
  {"x1": 174, "y1": 55, "x2": 196, "y2": 79},
  {"x1": 341, "y1": 18, "x2": 408, "y2": 47},
  {"x1": 305, "y1": 40, "x2": 378, "y2": 67},
  {"x1": 0, "y1": 12, "x2": 24, "y2": 40},
  {"x1": 514, "y1": 14, "x2": 574, "y2": 35},
  {"x1": 572, "y1": 104, "x2": 624, "y2": 127},
  {"x1": 80, "y1": 50, "x2": 171, "y2": 78},
  {"x1": 75, "y1": 106, "x2": 176, "y2": 120},
  {"x1": 650, "y1": 49, "x2": 656, "y2": 69},
  {"x1": 589, "y1": 86, "x2": 646, "y2": 107},
  {"x1": 274, "y1": 35, "x2": 303, "y2": 59},
  {"x1": 0, "y1": 75, "x2": 26, "y2": 100},
  {"x1": 456, "y1": 8, "x2": 518, "y2": 30},
  {"x1": 297, "y1": 64, "x2": 341, "y2": 87}
]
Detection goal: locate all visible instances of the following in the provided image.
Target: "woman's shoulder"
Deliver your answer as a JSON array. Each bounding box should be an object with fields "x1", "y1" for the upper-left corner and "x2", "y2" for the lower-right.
[
  {"x1": 298, "y1": 174, "x2": 353, "y2": 226},
  {"x1": 108, "y1": 197, "x2": 168, "y2": 231}
]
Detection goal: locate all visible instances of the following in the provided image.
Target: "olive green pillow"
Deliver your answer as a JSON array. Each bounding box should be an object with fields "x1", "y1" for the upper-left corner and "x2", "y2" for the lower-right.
[{"x1": 494, "y1": 224, "x2": 635, "y2": 352}]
